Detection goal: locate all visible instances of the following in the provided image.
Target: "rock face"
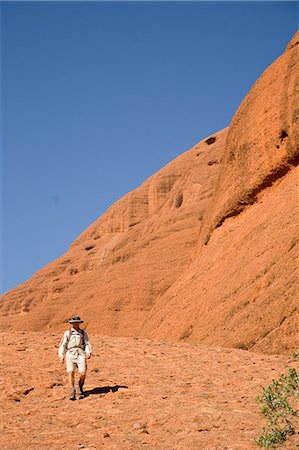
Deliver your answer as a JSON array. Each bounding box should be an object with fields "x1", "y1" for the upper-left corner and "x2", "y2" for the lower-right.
[
  {"x1": 1, "y1": 31, "x2": 298, "y2": 354},
  {"x1": 142, "y1": 31, "x2": 299, "y2": 354},
  {"x1": 200, "y1": 29, "x2": 299, "y2": 246},
  {"x1": 0, "y1": 129, "x2": 227, "y2": 334}
]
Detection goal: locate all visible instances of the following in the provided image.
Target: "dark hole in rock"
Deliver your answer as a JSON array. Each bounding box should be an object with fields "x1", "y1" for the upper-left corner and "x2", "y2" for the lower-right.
[
  {"x1": 129, "y1": 222, "x2": 140, "y2": 228},
  {"x1": 276, "y1": 145, "x2": 280, "y2": 149},
  {"x1": 61, "y1": 259, "x2": 72, "y2": 265},
  {"x1": 175, "y1": 192, "x2": 183, "y2": 208},
  {"x1": 207, "y1": 159, "x2": 218, "y2": 166},
  {"x1": 205, "y1": 137, "x2": 216, "y2": 145},
  {"x1": 85, "y1": 245, "x2": 95, "y2": 251},
  {"x1": 53, "y1": 286, "x2": 64, "y2": 293},
  {"x1": 280, "y1": 130, "x2": 288, "y2": 141}
]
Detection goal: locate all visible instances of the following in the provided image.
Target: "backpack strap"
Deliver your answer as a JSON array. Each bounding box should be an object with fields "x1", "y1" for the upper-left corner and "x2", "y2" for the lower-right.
[
  {"x1": 66, "y1": 328, "x2": 86, "y2": 349},
  {"x1": 80, "y1": 329, "x2": 86, "y2": 348}
]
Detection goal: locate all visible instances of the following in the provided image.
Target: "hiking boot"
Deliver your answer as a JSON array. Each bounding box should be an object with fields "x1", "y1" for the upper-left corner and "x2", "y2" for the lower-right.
[
  {"x1": 78, "y1": 381, "x2": 84, "y2": 399},
  {"x1": 69, "y1": 388, "x2": 76, "y2": 401}
]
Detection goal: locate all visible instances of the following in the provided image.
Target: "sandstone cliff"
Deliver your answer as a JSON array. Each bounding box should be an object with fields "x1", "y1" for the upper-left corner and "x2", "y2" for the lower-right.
[
  {"x1": 142, "y1": 31, "x2": 299, "y2": 354},
  {"x1": 1, "y1": 129, "x2": 227, "y2": 335},
  {"x1": 1, "y1": 31, "x2": 298, "y2": 354}
]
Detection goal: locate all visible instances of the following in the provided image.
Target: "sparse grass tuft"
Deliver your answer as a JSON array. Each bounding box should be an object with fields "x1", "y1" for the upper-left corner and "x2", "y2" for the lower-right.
[
  {"x1": 256, "y1": 427, "x2": 294, "y2": 448},
  {"x1": 255, "y1": 368, "x2": 299, "y2": 448},
  {"x1": 293, "y1": 350, "x2": 299, "y2": 360}
]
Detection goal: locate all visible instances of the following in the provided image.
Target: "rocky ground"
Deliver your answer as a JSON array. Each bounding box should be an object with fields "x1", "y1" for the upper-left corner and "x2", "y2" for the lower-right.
[{"x1": 1, "y1": 332, "x2": 298, "y2": 449}]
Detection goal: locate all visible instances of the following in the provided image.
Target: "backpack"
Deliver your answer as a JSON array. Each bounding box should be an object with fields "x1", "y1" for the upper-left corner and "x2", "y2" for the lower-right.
[{"x1": 66, "y1": 328, "x2": 86, "y2": 349}]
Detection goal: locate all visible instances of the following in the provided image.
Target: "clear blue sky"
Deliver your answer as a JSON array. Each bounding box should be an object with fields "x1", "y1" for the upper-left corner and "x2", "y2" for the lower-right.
[{"x1": 1, "y1": 2, "x2": 298, "y2": 294}]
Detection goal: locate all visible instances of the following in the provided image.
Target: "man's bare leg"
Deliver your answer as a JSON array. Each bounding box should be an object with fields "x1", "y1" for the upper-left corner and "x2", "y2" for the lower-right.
[
  {"x1": 78, "y1": 372, "x2": 86, "y2": 399},
  {"x1": 68, "y1": 371, "x2": 76, "y2": 400},
  {"x1": 68, "y1": 371, "x2": 75, "y2": 388}
]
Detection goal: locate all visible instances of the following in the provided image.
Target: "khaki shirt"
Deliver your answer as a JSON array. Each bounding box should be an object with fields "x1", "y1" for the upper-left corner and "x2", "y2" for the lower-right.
[{"x1": 58, "y1": 328, "x2": 92, "y2": 359}]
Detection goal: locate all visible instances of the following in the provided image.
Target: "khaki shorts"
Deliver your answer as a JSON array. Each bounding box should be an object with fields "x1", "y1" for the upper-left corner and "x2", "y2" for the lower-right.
[{"x1": 66, "y1": 351, "x2": 86, "y2": 374}]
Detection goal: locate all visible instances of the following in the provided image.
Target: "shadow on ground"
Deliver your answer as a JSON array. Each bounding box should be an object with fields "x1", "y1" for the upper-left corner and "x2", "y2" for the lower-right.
[{"x1": 84, "y1": 385, "x2": 128, "y2": 397}]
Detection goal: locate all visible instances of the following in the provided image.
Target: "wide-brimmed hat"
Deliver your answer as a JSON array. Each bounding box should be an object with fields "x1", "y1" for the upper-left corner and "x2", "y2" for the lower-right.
[{"x1": 68, "y1": 315, "x2": 84, "y2": 324}]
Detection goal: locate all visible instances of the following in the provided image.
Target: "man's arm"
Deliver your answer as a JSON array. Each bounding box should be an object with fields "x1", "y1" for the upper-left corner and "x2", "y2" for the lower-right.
[
  {"x1": 58, "y1": 331, "x2": 68, "y2": 360},
  {"x1": 83, "y1": 331, "x2": 92, "y2": 358}
]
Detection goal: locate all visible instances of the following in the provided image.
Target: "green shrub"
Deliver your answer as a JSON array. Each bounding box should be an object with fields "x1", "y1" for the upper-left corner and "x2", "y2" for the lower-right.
[{"x1": 255, "y1": 368, "x2": 299, "y2": 448}]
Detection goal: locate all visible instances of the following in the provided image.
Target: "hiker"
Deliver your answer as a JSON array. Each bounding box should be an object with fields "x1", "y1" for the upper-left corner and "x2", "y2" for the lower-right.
[{"x1": 58, "y1": 315, "x2": 92, "y2": 400}]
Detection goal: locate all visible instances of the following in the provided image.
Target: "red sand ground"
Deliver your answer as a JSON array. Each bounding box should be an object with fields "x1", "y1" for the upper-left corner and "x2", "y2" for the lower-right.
[{"x1": 2, "y1": 332, "x2": 298, "y2": 449}]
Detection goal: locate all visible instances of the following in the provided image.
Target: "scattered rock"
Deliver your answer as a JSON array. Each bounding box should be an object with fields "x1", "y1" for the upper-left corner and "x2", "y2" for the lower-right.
[
  {"x1": 198, "y1": 392, "x2": 210, "y2": 399},
  {"x1": 47, "y1": 382, "x2": 63, "y2": 388},
  {"x1": 133, "y1": 422, "x2": 147, "y2": 430},
  {"x1": 22, "y1": 387, "x2": 34, "y2": 395}
]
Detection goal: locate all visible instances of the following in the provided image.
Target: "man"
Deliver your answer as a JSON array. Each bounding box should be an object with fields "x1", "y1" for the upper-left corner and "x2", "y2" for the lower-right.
[{"x1": 58, "y1": 315, "x2": 92, "y2": 400}]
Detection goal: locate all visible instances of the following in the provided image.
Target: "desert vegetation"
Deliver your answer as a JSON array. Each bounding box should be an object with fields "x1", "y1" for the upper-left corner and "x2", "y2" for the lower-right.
[{"x1": 256, "y1": 367, "x2": 299, "y2": 448}]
